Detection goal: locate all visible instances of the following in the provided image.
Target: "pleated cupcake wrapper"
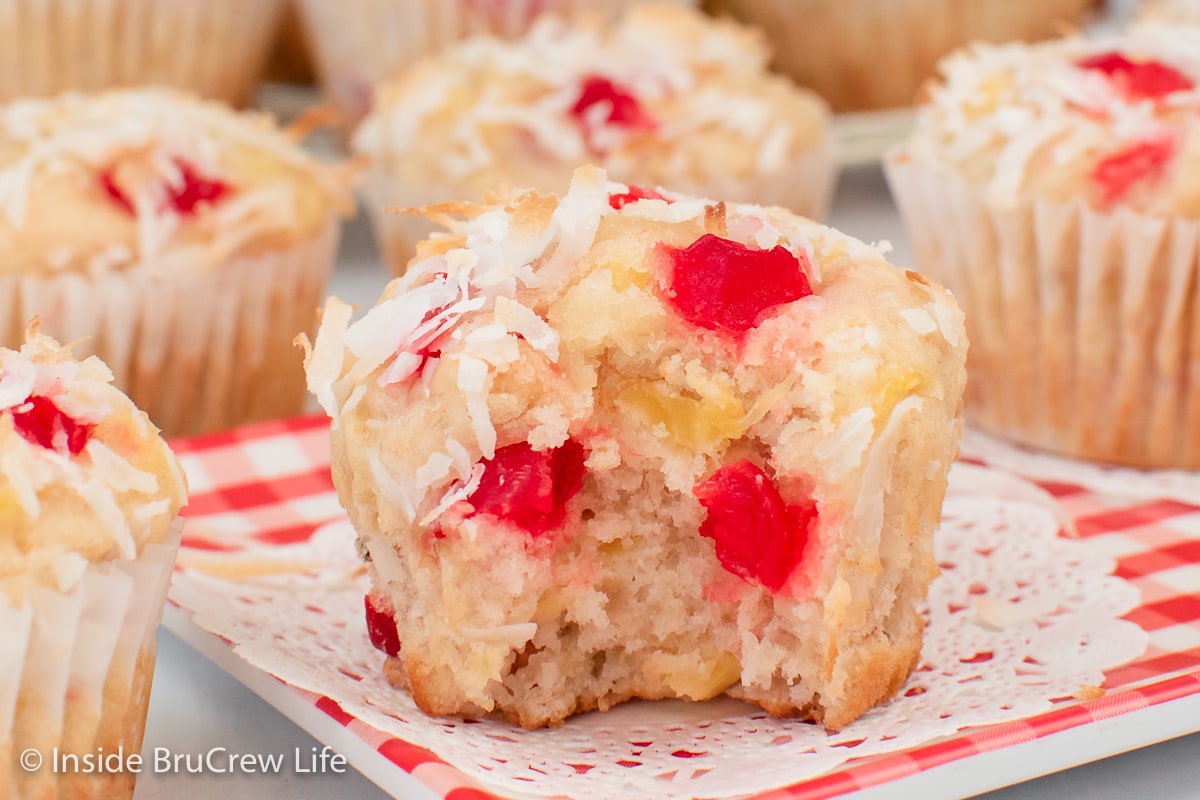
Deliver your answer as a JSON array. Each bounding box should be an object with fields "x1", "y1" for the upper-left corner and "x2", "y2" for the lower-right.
[
  {"x1": 296, "y1": 0, "x2": 697, "y2": 131},
  {"x1": 710, "y1": 0, "x2": 1092, "y2": 112},
  {"x1": 0, "y1": 520, "x2": 181, "y2": 800},
  {"x1": 0, "y1": 0, "x2": 284, "y2": 105},
  {"x1": 886, "y1": 156, "x2": 1200, "y2": 469},
  {"x1": 0, "y1": 221, "x2": 340, "y2": 438},
  {"x1": 359, "y1": 135, "x2": 838, "y2": 275}
]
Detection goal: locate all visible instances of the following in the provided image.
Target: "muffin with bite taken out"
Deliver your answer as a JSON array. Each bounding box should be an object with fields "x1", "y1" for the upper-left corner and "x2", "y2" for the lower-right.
[{"x1": 303, "y1": 166, "x2": 967, "y2": 729}]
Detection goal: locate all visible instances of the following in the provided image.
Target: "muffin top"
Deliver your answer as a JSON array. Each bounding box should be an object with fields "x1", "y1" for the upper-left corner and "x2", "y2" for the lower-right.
[
  {"x1": 304, "y1": 166, "x2": 964, "y2": 565},
  {"x1": 352, "y1": 5, "x2": 832, "y2": 201},
  {"x1": 894, "y1": 24, "x2": 1200, "y2": 215},
  {"x1": 0, "y1": 327, "x2": 188, "y2": 600},
  {"x1": 0, "y1": 88, "x2": 352, "y2": 277}
]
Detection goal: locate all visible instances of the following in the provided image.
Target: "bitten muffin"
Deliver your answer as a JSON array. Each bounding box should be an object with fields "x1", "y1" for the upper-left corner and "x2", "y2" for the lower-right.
[
  {"x1": 707, "y1": 0, "x2": 1096, "y2": 112},
  {"x1": 0, "y1": 88, "x2": 352, "y2": 437},
  {"x1": 0, "y1": 326, "x2": 188, "y2": 800},
  {"x1": 0, "y1": 0, "x2": 285, "y2": 106},
  {"x1": 303, "y1": 166, "x2": 967, "y2": 729},
  {"x1": 887, "y1": 23, "x2": 1200, "y2": 468},
  {"x1": 296, "y1": 0, "x2": 697, "y2": 131},
  {"x1": 352, "y1": 4, "x2": 836, "y2": 272}
]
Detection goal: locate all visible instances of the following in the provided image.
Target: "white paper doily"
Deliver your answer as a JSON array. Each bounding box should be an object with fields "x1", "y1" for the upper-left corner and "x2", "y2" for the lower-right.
[
  {"x1": 960, "y1": 428, "x2": 1200, "y2": 506},
  {"x1": 168, "y1": 466, "x2": 1147, "y2": 800}
]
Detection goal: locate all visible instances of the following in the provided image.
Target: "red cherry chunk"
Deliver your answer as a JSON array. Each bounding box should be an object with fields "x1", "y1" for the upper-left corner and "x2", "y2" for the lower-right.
[
  {"x1": 364, "y1": 594, "x2": 401, "y2": 657},
  {"x1": 571, "y1": 75, "x2": 656, "y2": 148},
  {"x1": 694, "y1": 460, "x2": 816, "y2": 593},
  {"x1": 99, "y1": 158, "x2": 230, "y2": 216},
  {"x1": 1093, "y1": 138, "x2": 1174, "y2": 206},
  {"x1": 467, "y1": 439, "x2": 587, "y2": 537},
  {"x1": 169, "y1": 159, "x2": 229, "y2": 214},
  {"x1": 608, "y1": 185, "x2": 669, "y2": 210},
  {"x1": 11, "y1": 395, "x2": 94, "y2": 455},
  {"x1": 660, "y1": 233, "x2": 812, "y2": 338},
  {"x1": 99, "y1": 169, "x2": 134, "y2": 214},
  {"x1": 1077, "y1": 51, "x2": 1194, "y2": 99}
]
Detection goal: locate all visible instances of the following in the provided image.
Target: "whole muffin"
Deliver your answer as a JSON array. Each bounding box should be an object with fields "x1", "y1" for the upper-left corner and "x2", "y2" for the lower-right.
[
  {"x1": 708, "y1": 0, "x2": 1097, "y2": 112},
  {"x1": 353, "y1": 4, "x2": 836, "y2": 272},
  {"x1": 0, "y1": 88, "x2": 352, "y2": 437},
  {"x1": 0, "y1": 327, "x2": 188, "y2": 800},
  {"x1": 296, "y1": 0, "x2": 698, "y2": 131},
  {"x1": 887, "y1": 24, "x2": 1200, "y2": 468},
  {"x1": 0, "y1": 0, "x2": 285, "y2": 105},
  {"x1": 303, "y1": 166, "x2": 967, "y2": 729}
]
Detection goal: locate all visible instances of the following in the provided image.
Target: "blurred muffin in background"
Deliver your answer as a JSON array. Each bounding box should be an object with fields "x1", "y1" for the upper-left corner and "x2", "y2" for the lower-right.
[
  {"x1": 1139, "y1": 0, "x2": 1200, "y2": 22},
  {"x1": 0, "y1": 0, "x2": 285, "y2": 105},
  {"x1": 352, "y1": 4, "x2": 836, "y2": 273},
  {"x1": 0, "y1": 88, "x2": 352, "y2": 437},
  {"x1": 887, "y1": 23, "x2": 1200, "y2": 468},
  {"x1": 0, "y1": 327, "x2": 187, "y2": 800},
  {"x1": 295, "y1": 0, "x2": 698, "y2": 132},
  {"x1": 706, "y1": 0, "x2": 1097, "y2": 112},
  {"x1": 264, "y1": 1, "x2": 317, "y2": 86}
]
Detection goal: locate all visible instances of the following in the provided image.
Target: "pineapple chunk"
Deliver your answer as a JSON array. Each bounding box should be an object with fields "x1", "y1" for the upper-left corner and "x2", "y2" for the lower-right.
[
  {"x1": 617, "y1": 380, "x2": 746, "y2": 450},
  {"x1": 876, "y1": 368, "x2": 923, "y2": 421},
  {"x1": 644, "y1": 650, "x2": 742, "y2": 701}
]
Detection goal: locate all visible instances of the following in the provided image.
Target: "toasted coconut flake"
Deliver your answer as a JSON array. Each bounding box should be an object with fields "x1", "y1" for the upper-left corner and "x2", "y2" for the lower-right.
[
  {"x1": 420, "y1": 462, "x2": 486, "y2": 527},
  {"x1": 494, "y1": 296, "x2": 559, "y2": 361},
  {"x1": 303, "y1": 296, "x2": 354, "y2": 424},
  {"x1": 0, "y1": 359, "x2": 35, "y2": 408},
  {"x1": 900, "y1": 307, "x2": 938, "y2": 335},
  {"x1": 948, "y1": 462, "x2": 1076, "y2": 536},
  {"x1": 458, "y1": 621, "x2": 538, "y2": 646},
  {"x1": 86, "y1": 440, "x2": 159, "y2": 494},
  {"x1": 415, "y1": 452, "x2": 455, "y2": 491},
  {"x1": 538, "y1": 165, "x2": 608, "y2": 290},
  {"x1": 457, "y1": 355, "x2": 496, "y2": 458},
  {"x1": 367, "y1": 449, "x2": 417, "y2": 523}
]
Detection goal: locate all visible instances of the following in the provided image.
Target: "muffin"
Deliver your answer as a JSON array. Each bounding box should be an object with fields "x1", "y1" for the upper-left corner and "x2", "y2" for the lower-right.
[
  {"x1": 887, "y1": 24, "x2": 1200, "y2": 468},
  {"x1": 0, "y1": 326, "x2": 188, "y2": 800},
  {"x1": 302, "y1": 166, "x2": 967, "y2": 729},
  {"x1": 0, "y1": 88, "x2": 352, "y2": 438},
  {"x1": 1139, "y1": 0, "x2": 1200, "y2": 23},
  {"x1": 352, "y1": 4, "x2": 836, "y2": 272},
  {"x1": 296, "y1": 0, "x2": 698, "y2": 131},
  {"x1": 0, "y1": 0, "x2": 285, "y2": 105},
  {"x1": 707, "y1": 0, "x2": 1097, "y2": 112}
]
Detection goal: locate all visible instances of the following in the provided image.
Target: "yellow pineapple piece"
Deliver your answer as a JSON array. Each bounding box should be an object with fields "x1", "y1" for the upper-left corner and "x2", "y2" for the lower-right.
[
  {"x1": 876, "y1": 367, "x2": 923, "y2": 421},
  {"x1": 644, "y1": 650, "x2": 742, "y2": 701},
  {"x1": 617, "y1": 380, "x2": 746, "y2": 450},
  {"x1": 964, "y1": 74, "x2": 1011, "y2": 119}
]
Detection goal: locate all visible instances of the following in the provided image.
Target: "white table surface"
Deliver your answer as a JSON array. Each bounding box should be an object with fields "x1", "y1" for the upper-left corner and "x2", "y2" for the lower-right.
[{"x1": 132, "y1": 163, "x2": 1200, "y2": 800}]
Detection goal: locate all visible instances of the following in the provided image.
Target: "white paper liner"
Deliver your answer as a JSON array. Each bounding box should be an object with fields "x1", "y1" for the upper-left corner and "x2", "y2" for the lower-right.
[
  {"x1": 710, "y1": 0, "x2": 1095, "y2": 112},
  {"x1": 296, "y1": 0, "x2": 698, "y2": 130},
  {"x1": 887, "y1": 157, "x2": 1200, "y2": 470},
  {"x1": 0, "y1": 519, "x2": 181, "y2": 800},
  {"x1": 359, "y1": 136, "x2": 838, "y2": 275},
  {"x1": 0, "y1": 0, "x2": 284, "y2": 105},
  {"x1": 0, "y1": 221, "x2": 340, "y2": 438},
  {"x1": 168, "y1": 464, "x2": 1146, "y2": 800}
]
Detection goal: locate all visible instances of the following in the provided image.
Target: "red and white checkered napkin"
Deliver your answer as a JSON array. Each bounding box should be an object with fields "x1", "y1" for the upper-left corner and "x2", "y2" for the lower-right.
[{"x1": 166, "y1": 417, "x2": 1200, "y2": 800}]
